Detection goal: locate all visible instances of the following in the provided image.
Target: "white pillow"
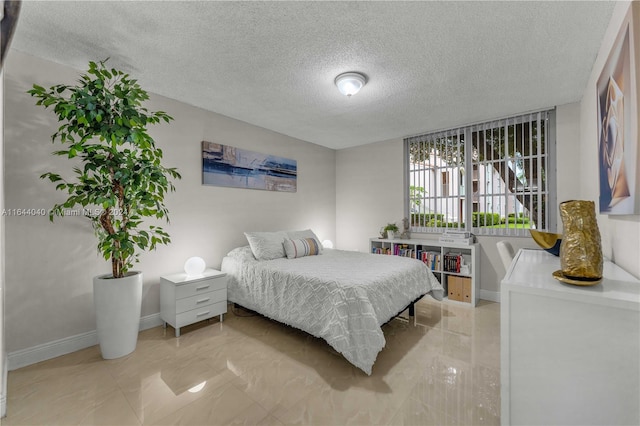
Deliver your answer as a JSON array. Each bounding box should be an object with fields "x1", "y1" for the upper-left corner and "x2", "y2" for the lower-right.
[
  {"x1": 225, "y1": 246, "x2": 256, "y2": 261},
  {"x1": 286, "y1": 229, "x2": 323, "y2": 252},
  {"x1": 283, "y1": 237, "x2": 321, "y2": 259},
  {"x1": 244, "y1": 231, "x2": 287, "y2": 260}
]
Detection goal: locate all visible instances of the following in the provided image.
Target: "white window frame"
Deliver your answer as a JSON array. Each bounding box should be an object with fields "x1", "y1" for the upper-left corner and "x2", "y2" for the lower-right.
[{"x1": 405, "y1": 110, "x2": 556, "y2": 236}]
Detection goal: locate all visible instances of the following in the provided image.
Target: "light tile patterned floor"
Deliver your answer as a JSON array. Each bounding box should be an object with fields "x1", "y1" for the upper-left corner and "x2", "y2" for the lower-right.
[{"x1": 4, "y1": 298, "x2": 500, "y2": 425}]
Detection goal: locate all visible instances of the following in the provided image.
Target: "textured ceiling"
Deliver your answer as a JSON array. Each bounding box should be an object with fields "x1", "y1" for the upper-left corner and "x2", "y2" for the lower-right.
[{"x1": 11, "y1": 1, "x2": 615, "y2": 150}]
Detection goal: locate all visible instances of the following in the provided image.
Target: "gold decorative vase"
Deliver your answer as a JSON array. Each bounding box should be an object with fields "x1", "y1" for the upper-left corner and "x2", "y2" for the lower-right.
[{"x1": 556, "y1": 200, "x2": 603, "y2": 285}]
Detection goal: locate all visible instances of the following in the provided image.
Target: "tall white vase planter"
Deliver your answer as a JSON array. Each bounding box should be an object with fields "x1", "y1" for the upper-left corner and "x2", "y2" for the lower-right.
[{"x1": 93, "y1": 272, "x2": 143, "y2": 359}]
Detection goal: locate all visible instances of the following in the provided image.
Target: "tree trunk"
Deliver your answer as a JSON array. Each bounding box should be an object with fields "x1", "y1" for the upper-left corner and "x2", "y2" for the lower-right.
[{"x1": 473, "y1": 142, "x2": 544, "y2": 229}]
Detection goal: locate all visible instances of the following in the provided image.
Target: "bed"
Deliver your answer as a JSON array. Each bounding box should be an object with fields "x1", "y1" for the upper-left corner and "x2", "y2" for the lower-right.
[{"x1": 220, "y1": 230, "x2": 444, "y2": 375}]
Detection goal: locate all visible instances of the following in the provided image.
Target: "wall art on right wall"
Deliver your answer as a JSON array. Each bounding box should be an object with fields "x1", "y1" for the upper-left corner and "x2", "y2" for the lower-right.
[{"x1": 597, "y1": 2, "x2": 640, "y2": 215}]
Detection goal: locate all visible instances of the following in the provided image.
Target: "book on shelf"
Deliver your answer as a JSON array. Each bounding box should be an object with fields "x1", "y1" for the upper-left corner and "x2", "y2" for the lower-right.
[
  {"x1": 439, "y1": 231, "x2": 474, "y2": 245},
  {"x1": 371, "y1": 247, "x2": 392, "y2": 255},
  {"x1": 442, "y1": 230, "x2": 472, "y2": 238},
  {"x1": 390, "y1": 243, "x2": 418, "y2": 259},
  {"x1": 443, "y1": 252, "x2": 462, "y2": 273},
  {"x1": 438, "y1": 236, "x2": 473, "y2": 245},
  {"x1": 421, "y1": 251, "x2": 441, "y2": 271}
]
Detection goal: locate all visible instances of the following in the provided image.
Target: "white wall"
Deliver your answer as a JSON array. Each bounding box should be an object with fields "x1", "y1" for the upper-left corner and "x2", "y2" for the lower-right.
[
  {"x1": 580, "y1": 0, "x2": 640, "y2": 278},
  {"x1": 555, "y1": 102, "x2": 583, "y2": 233},
  {"x1": 3, "y1": 52, "x2": 336, "y2": 354},
  {"x1": 336, "y1": 138, "x2": 404, "y2": 251},
  {"x1": 335, "y1": 104, "x2": 583, "y2": 297}
]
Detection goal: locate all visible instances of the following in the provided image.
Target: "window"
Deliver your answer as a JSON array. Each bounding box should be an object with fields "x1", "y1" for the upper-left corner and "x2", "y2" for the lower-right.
[{"x1": 406, "y1": 110, "x2": 556, "y2": 236}]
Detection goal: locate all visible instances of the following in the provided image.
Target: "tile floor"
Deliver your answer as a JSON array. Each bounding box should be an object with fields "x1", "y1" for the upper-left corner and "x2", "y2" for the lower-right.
[{"x1": 3, "y1": 298, "x2": 500, "y2": 425}]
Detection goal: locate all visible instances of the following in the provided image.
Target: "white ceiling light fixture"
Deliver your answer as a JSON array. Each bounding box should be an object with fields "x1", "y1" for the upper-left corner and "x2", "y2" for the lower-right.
[{"x1": 335, "y1": 72, "x2": 366, "y2": 97}]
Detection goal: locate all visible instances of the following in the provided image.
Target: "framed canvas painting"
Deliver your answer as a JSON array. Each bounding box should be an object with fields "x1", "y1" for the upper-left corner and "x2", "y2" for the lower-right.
[
  {"x1": 596, "y1": 3, "x2": 639, "y2": 215},
  {"x1": 202, "y1": 141, "x2": 297, "y2": 192}
]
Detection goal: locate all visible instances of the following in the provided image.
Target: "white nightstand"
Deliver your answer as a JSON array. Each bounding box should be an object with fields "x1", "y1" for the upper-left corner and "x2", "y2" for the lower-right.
[{"x1": 160, "y1": 268, "x2": 227, "y2": 337}]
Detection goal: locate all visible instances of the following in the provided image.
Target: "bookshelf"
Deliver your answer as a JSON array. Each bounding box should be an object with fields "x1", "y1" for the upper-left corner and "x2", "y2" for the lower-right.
[{"x1": 370, "y1": 237, "x2": 480, "y2": 306}]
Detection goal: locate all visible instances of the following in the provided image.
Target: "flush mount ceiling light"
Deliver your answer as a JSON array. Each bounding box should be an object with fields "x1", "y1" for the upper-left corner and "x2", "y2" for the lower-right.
[{"x1": 335, "y1": 72, "x2": 366, "y2": 97}]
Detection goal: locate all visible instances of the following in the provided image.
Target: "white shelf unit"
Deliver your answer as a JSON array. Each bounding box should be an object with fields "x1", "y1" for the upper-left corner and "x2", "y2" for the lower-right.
[{"x1": 370, "y1": 237, "x2": 480, "y2": 306}]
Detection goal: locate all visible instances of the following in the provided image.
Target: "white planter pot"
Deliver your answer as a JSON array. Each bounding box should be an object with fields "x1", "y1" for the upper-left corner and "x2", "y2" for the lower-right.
[
  {"x1": 387, "y1": 231, "x2": 395, "y2": 240},
  {"x1": 93, "y1": 271, "x2": 143, "y2": 359}
]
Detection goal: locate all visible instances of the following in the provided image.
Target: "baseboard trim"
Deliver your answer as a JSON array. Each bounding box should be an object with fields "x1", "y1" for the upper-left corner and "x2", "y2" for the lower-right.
[
  {"x1": 1, "y1": 353, "x2": 7, "y2": 418},
  {"x1": 139, "y1": 312, "x2": 164, "y2": 331},
  {"x1": 1, "y1": 393, "x2": 6, "y2": 419},
  {"x1": 8, "y1": 313, "x2": 163, "y2": 371},
  {"x1": 480, "y1": 289, "x2": 500, "y2": 303}
]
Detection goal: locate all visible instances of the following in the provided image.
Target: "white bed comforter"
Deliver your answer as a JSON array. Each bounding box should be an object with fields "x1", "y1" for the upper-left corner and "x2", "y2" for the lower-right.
[{"x1": 220, "y1": 247, "x2": 444, "y2": 375}]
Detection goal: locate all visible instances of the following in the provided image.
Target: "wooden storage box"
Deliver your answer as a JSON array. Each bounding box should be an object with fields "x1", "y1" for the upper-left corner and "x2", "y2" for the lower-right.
[
  {"x1": 448, "y1": 276, "x2": 461, "y2": 301},
  {"x1": 448, "y1": 276, "x2": 472, "y2": 303}
]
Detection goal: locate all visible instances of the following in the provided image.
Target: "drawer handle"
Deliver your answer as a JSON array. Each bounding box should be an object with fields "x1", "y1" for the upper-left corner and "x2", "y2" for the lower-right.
[
  {"x1": 196, "y1": 311, "x2": 210, "y2": 317},
  {"x1": 196, "y1": 285, "x2": 210, "y2": 291},
  {"x1": 196, "y1": 297, "x2": 210, "y2": 304}
]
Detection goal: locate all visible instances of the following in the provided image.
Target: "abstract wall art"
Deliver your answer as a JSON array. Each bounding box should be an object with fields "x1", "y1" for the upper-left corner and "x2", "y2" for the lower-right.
[
  {"x1": 202, "y1": 141, "x2": 297, "y2": 192},
  {"x1": 596, "y1": 3, "x2": 639, "y2": 215}
]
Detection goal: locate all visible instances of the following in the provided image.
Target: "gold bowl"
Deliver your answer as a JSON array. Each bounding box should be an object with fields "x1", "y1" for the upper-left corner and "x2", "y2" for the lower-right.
[{"x1": 529, "y1": 230, "x2": 562, "y2": 256}]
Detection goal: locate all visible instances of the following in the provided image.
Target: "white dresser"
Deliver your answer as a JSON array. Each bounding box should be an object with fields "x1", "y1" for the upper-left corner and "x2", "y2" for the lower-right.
[
  {"x1": 501, "y1": 249, "x2": 640, "y2": 425},
  {"x1": 160, "y1": 269, "x2": 227, "y2": 337}
]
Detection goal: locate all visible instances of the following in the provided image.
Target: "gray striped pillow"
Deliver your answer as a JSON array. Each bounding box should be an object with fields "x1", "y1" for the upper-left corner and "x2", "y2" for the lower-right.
[{"x1": 283, "y1": 237, "x2": 321, "y2": 259}]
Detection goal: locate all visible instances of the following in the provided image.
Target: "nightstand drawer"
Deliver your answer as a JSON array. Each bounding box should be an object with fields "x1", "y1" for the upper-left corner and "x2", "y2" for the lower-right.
[
  {"x1": 175, "y1": 276, "x2": 227, "y2": 300},
  {"x1": 175, "y1": 288, "x2": 226, "y2": 313},
  {"x1": 176, "y1": 300, "x2": 227, "y2": 328}
]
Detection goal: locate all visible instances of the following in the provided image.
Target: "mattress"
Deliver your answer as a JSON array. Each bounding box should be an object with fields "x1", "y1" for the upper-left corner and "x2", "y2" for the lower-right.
[{"x1": 220, "y1": 246, "x2": 444, "y2": 374}]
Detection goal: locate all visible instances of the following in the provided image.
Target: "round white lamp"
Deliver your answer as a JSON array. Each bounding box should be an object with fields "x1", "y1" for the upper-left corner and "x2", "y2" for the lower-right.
[
  {"x1": 184, "y1": 256, "x2": 206, "y2": 276},
  {"x1": 322, "y1": 239, "x2": 334, "y2": 249}
]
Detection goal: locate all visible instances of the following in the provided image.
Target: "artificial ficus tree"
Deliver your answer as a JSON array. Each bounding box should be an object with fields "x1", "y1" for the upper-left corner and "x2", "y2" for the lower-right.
[{"x1": 29, "y1": 59, "x2": 181, "y2": 278}]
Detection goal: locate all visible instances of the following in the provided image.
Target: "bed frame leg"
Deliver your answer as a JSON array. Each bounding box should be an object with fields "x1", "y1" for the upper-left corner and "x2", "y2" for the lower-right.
[{"x1": 409, "y1": 302, "x2": 415, "y2": 317}]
